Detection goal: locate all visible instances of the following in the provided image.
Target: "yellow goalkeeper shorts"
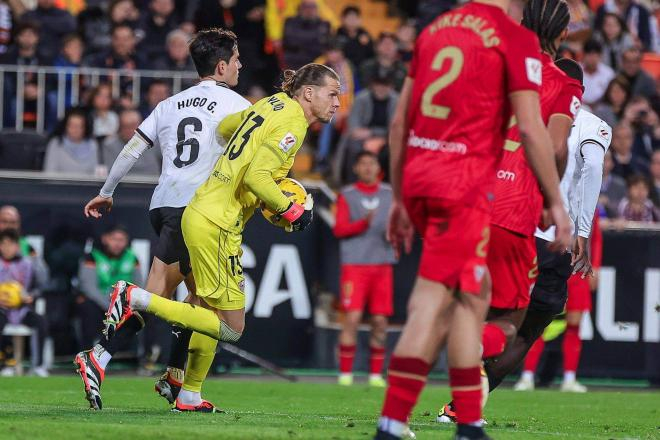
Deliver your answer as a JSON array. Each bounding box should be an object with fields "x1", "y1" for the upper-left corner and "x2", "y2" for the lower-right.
[{"x1": 181, "y1": 206, "x2": 245, "y2": 311}]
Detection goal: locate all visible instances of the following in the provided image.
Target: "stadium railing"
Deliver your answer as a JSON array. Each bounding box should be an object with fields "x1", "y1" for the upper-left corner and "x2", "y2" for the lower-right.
[{"x1": 0, "y1": 64, "x2": 198, "y2": 133}]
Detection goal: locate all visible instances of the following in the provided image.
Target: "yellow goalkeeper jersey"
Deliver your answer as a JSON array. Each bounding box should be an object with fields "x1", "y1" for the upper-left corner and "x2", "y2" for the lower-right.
[{"x1": 188, "y1": 92, "x2": 309, "y2": 234}]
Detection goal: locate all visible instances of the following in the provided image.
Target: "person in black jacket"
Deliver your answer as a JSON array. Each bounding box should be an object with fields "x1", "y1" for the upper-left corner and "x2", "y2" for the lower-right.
[
  {"x1": 335, "y1": 6, "x2": 373, "y2": 71},
  {"x1": 21, "y1": 0, "x2": 75, "y2": 60},
  {"x1": 282, "y1": 0, "x2": 331, "y2": 69}
]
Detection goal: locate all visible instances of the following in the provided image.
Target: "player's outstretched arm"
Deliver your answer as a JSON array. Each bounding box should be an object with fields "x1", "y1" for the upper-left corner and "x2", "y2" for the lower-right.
[
  {"x1": 511, "y1": 91, "x2": 571, "y2": 251},
  {"x1": 386, "y1": 77, "x2": 414, "y2": 257},
  {"x1": 84, "y1": 133, "x2": 152, "y2": 218}
]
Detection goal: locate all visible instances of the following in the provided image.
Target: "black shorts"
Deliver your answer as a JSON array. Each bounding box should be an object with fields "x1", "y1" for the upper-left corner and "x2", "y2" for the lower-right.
[
  {"x1": 149, "y1": 207, "x2": 191, "y2": 276},
  {"x1": 528, "y1": 238, "x2": 573, "y2": 316}
]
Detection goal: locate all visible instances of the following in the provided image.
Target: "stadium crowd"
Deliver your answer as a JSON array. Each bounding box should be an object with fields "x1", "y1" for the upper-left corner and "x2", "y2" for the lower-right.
[{"x1": 1, "y1": 0, "x2": 660, "y2": 375}]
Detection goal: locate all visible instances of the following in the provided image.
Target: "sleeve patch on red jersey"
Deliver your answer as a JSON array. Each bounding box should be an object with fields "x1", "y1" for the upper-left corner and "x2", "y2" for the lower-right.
[
  {"x1": 525, "y1": 58, "x2": 542, "y2": 86},
  {"x1": 570, "y1": 96, "x2": 581, "y2": 116}
]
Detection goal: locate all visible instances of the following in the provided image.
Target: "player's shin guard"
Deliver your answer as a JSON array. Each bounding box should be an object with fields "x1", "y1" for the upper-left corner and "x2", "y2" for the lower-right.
[
  {"x1": 381, "y1": 356, "x2": 431, "y2": 422},
  {"x1": 370, "y1": 346, "x2": 386, "y2": 375},
  {"x1": 563, "y1": 325, "x2": 581, "y2": 374},
  {"x1": 449, "y1": 367, "x2": 482, "y2": 425},
  {"x1": 145, "y1": 294, "x2": 221, "y2": 339},
  {"x1": 481, "y1": 323, "x2": 507, "y2": 359},
  {"x1": 339, "y1": 344, "x2": 356, "y2": 374},
  {"x1": 182, "y1": 332, "x2": 218, "y2": 393}
]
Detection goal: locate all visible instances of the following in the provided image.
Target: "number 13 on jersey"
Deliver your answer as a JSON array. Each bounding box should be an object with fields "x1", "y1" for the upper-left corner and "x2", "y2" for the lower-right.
[{"x1": 421, "y1": 46, "x2": 464, "y2": 120}]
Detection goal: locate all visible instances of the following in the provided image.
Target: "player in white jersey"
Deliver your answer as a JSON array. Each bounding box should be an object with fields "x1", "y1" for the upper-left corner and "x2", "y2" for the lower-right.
[
  {"x1": 484, "y1": 60, "x2": 612, "y2": 398},
  {"x1": 74, "y1": 29, "x2": 251, "y2": 411}
]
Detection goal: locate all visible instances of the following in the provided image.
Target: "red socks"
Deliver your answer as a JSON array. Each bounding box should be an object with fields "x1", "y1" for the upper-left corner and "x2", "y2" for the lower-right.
[
  {"x1": 563, "y1": 324, "x2": 581, "y2": 373},
  {"x1": 370, "y1": 346, "x2": 386, "y2": 375},
  {"x1": 449, "y1": 367, "x2": 482, "y2": 424},
  {"x1": 523, "y1": 337, "x2": 545, "y2": 372},
  {"x1": 481, "y1": 323, "x2": 507, "y2": 359},
  {"x1": 381, "y1": 356, "x2": 431, "y2": 422},
  {"x1": 338, "y1": 344, "x2": 356, "y2": 374}
]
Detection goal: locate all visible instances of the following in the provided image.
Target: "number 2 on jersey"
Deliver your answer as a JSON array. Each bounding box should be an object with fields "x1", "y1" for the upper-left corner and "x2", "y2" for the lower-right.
[{"x1": 421, "y1": 46, "x2": 464, "y2": 120}]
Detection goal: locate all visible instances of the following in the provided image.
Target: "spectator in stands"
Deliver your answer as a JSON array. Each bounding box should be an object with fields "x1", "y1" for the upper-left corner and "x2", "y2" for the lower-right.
[
  {"x1": 0, "y1": 21, "x2": 50, "y2": 130},
  {"x1": 600, "y1": 150, "x2": 629, "y2": 217},
  {"x1": 335, "y1": 72, "x2": 399, "y2": 183},
  {"x1": 139, "y1": 79, "x2": 170, "y2": 120},
  {"x1": 594, "y1": 12, "x2": 635, "y2": 71},
  {"x1": 43, "y1": 108, "x2": 99, "y2": 175},
  {"x1": 593, "y1": 75, "x2": 631, "y2": 127},
  {"x1": 49, "y1": 33, "x2": 83, "y2": 119},
  {"x1": 101, "y1": 109, "x2": 161, "y2": 176},
  {"x1": 87, "y1": 83, "x2": 119, "y2": 143},
  {"x1": 610, "y1": 122, "x2": 648, "y2": 178},
  {"x1": 359, "y1": 32, "x2": 406, "y2": 91},
  {"x1": 335, "y1": 6, "x2": 373, "y2": 71},
  {"x1": 282, "y1": 0, "x2": 331, "y2": 69},
  {"x1": 109, "y1": 0, "x2": 140, "y2": 29},
  {"x1": 595, "y1": 0, "x2": 653, "y2": 51},
  {"x1": 85, "y1": 23, "x2": 149, "y2": 71},
  {"x1": 621, "y1": 96, "x2": 660, "y2": 165},
  {"x1": 75, "y1": 224, "x2": 141, "y2": 349},
  {"x1": 152, "y1": 29, "x2": 193, "y2": 73},
  {"x1": 0, "y1": 0, "x2": 26, "y2": 54},
  {"x1": 22, "y1": 0, "x2": 76, "y2": 60},
  {"x1": 566, "y1": 0, "x2": 593, "y2": 42},
  {"x1": 617, "y1": 174, "x2": 660, "y2": 221},
  {"x1": 0, "y1": 229, "x2": 48, "y2": 377},
  {"x1": 333, "y1": 150, "x2": 395, "y2": 388},
  {"x1": 650, "y1": 150, "x2": 660, "y2": 207},
  {"x1": 582, "y1": 40, "x2": 615, "y2": 106},
  {"x1": 315, "y1": 41, "x2": 355, "y2": 172},
  {"x1": 619, "y1": 47, "x2": 656, "y2": 100},
  {"x1": 137, "y1": 0, "x2": 179, "y2": 62},
  {"x1": 396, "y1": 21, "x2": 416, "y2": 64}
]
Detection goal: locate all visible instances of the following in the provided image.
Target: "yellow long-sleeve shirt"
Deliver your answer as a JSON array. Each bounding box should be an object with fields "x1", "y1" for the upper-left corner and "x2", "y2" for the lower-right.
[{"x1": 188, "y1": 92, "x2": 309, "y2": 234}]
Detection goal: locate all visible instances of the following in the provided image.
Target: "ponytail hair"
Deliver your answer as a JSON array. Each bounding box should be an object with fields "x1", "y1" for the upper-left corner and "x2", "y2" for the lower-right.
[
  {"x1": 280, "y1": 63, "x2": 339, "y2": 97},
  {"x1": 522, "y1": 0, "x2": 570, "y2": 56}
]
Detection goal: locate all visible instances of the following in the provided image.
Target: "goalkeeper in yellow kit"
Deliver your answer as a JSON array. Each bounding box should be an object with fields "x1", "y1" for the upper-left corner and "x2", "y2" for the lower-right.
[{"x1": 102, "y1": 63, "x2": 340, "y2": 412}]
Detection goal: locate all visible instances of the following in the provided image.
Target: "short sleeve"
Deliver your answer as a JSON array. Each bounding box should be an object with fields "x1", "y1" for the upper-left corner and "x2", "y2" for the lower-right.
[
  {"x1": 504, "y1": 27, "x2": 542, "y2": 94},
  {"x1": 550, "y1": 80, "x2": 583, "y2": 119},
  {"x1": 135, "y1": 103, "x2": 159, "y2": 148}
]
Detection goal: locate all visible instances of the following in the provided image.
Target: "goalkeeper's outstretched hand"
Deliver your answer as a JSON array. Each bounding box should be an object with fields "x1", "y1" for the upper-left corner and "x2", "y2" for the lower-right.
[{"x1": 280, "y1": 194, "x2": 314, "y2": 232}]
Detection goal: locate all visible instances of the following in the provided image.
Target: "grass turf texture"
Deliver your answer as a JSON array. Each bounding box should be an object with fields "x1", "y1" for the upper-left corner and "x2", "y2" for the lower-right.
[{"x1": 0, "y1": 377, "x2": 658, "y2": 439}]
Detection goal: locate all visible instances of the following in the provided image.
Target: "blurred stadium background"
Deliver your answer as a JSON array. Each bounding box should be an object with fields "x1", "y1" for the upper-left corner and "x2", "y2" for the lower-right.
[{"x1": 0, "y1": 0, "x2": 658, "y2": 389}]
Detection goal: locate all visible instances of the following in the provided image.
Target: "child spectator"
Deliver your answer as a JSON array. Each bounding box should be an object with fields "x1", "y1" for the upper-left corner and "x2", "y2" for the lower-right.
[
  {"x1": 617, "y1": 174, "x2": 660, "y2": 221},
  {"x1": 0, "y1": 229, "x2": 48, "y2": 377}
]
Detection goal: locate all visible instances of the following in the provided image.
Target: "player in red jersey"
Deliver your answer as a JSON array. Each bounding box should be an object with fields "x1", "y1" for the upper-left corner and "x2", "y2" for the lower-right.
[
  {"x1": 436, "y1": 0, "x2": 584, "y2": 423},
  {"x1": 374, "y1": 0, "x2": 571, "y2": 438}
]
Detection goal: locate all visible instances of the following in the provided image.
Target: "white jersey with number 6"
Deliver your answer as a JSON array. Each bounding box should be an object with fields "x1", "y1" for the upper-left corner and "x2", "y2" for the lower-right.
[{"x1": 135, "y1": 81, "x2": 250, "y2": 210}]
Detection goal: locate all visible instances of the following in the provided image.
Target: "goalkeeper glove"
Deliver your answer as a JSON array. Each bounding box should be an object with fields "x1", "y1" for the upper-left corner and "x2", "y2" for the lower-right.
[{"x1": 279, "y1": 194, "x2": 314, "y2": 232}]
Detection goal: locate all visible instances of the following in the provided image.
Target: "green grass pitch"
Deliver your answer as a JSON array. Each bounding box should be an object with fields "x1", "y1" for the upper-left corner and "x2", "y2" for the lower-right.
[{"x1": 0, "y1": 376, "x2": 658, "y2": 439}]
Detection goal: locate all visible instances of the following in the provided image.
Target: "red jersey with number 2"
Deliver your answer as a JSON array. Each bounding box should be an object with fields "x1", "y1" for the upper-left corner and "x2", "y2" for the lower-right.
[
  {"x1": 491, "y1": 53, "x2": 583, "y2": 236},
  {"x1": 403, "y1": 2, "x2": 542, "y2": 207}
]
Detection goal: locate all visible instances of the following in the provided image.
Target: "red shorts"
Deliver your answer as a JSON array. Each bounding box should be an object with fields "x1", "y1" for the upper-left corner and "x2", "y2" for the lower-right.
[
  {"x1": 488, "y1": 225, "x2": 538, "y2": 309},
  {"x1": 404, "y1": 197, "x2": 490, "y2": 295},
  {"x1": 340, "y1": 264, "x2": 393, "y2": 316},
  {"x1": 566, "y1": 274, "x2": 592, "y2": 312}
]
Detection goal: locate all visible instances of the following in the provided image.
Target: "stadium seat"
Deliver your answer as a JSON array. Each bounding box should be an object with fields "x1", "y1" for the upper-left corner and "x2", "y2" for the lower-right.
[
  {"x1": 0, "y1": 130, "x2": 48, "y2": 171},
  {"x1": 641, "y1": 53, "x2": 660, "y2": 80},
  {"x1": 1, "y1": 325, "x2": 33, "y2": 376}
]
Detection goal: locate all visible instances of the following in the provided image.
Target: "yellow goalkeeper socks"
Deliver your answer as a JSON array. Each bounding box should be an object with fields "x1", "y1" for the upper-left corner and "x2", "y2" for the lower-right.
[
  {"x1": 182, "y1": 332, "x2": 218, "y2": 393},
  {"x1": 145, "y1": 295, "x2": 220, "y2": 340}
]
